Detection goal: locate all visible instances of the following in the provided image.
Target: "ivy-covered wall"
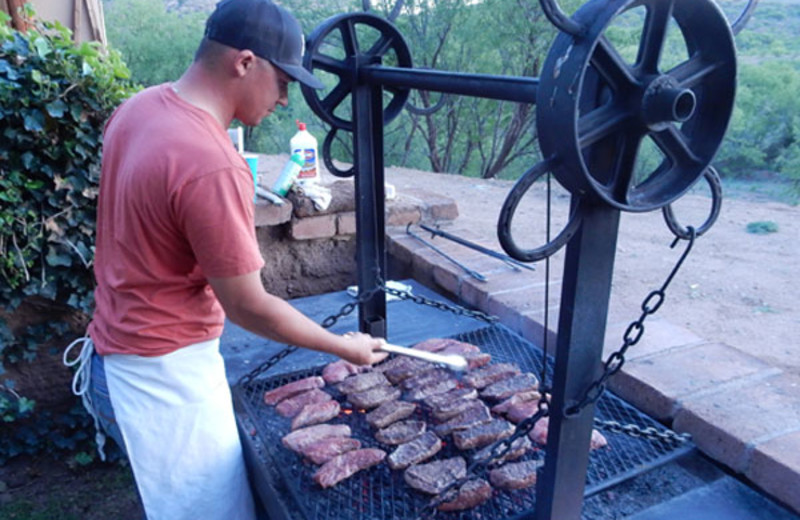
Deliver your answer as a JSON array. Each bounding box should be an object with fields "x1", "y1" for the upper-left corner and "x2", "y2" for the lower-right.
[{"x1": 0, "y1": 7, "x2": 137, "y2": 464}]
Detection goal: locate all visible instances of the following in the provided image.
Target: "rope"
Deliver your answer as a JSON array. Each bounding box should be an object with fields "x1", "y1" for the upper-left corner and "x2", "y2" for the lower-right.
[{"x1": 63, "y1": 336, "x2": 107, "y2": 461}]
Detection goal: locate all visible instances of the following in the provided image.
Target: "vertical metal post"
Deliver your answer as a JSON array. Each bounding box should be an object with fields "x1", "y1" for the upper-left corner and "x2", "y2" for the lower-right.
[
  {"x1": 536, "y1": 200, "x2": 621, "y2": 520},
  {"x1": 352, "y1": 75, "x2": 387, "y2": 338}
]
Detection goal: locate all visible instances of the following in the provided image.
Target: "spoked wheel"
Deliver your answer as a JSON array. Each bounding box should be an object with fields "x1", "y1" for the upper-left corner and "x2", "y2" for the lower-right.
[
  {"x1": 301, "y1": 13, "x2": 413, "y2": 132},
  {"x1": 536, "y1": 0, "x2": 737, "y2": 212}
]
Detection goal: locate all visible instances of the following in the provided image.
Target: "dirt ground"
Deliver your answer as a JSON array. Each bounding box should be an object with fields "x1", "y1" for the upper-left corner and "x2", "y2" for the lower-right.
[{"x1": 1, "y1": 163, "x2": 797, "y2": 519}]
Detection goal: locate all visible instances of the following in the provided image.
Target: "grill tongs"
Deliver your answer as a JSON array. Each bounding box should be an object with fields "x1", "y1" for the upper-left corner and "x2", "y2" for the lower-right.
[{"x1": 378, "y1": 341, "x2": 468, "y2": 372}]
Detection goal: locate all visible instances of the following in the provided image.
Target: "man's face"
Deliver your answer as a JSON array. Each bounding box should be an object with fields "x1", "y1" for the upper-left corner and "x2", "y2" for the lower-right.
[{"x1": 236, "y1": 57, "x2": 291, "y2": 126}]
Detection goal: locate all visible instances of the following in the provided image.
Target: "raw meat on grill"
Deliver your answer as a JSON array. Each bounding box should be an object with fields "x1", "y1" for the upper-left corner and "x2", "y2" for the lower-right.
[
  {"x1": 507, "y1": 399, "x2": 543, "y2": 424},
  {"x1": 282, "y1": 424, "x2": 352, "y2": 454},
  {"x1": 264, "y1": 376, "x2": 325, "y2": 405},
  {"x1": 387, "y1": 431, "x2": 442, "y2": 470},
  {"x1": 406, "y1": 377, "x2": 459, "y2": 402},
  {"x1": 464, "y1": 363, "x2": 521, "y2": 389},
  {"x1": 438, "y1": 341, "x2": 480, "y2": 355},
  {"x1": 337, "y1": 371, "x2": 389, "y2": 395},
  {"x1": 375, "y1": 419, "x2": 427, "y2": 445},
  {"x1": 480, "y1": 373, "x2": 539, "y2": 401},
  {"x1": 434, "y1": 401, "x2": 492, "y2": 436},
  {"x1": 291, "y1": 399, "x2": 341, "y2": 430},
  {"x1": 453, "y1": 418, "x2": 516, "y2": 450},
  {"x1": 312, "y1": 448, "x2": 386, "y2": 488},
  {"x1": 322, "y1": 360, "x2": 368, "y2": 385},
  {"x1": 437, "y1": 478, "x2": 493, "y2": 512},
  {"x1": 424, "y1": 387, "x2": 478, "y2": 411},
  {"x1": 303, "y1": 437, "x2": 362, "y2": 465},
  {"x1": 403, "y1": 456, "x2": 466, "y2": 494},
  {"x1": 276, "y1": 388, "x2": 333, "y2": 418},
  {"x1": 473, "y1": 435, "x2": 532, "y2": 466},
  {"x1": 488, "y1": 459, "x2": 543, "y2": 490},
  {"x1": 526, "y1": 417, "x2": 609, "y2": 450},
  {"x1": 401, "y1": 368, "x2": 450, "y2": 390},
  {"x1": 348, "y1": 384, "x2": 402, "y2": 410},
  {"x1": 491, "y1": 390, "x2": 542, "y2": 414},
  {"x1": 461, "y1": 351, "x2": 493, "y2": 370},
  {"x1": 365, "y1": 400, "x2": 417, "y2": 429},
  {"x1": 431, "y1": 395, "x2": 484, "y2": 421},
  {"x1": 383, "y1": 357, "x2": 431, "y2": 384},
  {"x1": 411, "y1": 338, "x2": 456, "y2": 352}
]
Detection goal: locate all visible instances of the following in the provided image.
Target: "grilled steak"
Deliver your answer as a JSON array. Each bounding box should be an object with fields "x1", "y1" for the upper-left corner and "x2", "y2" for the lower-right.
[
  {"x1": 473, "y1": 436, "x2": 532, "y2": 466},
  {"x1": 424, "y1": 387, "x2": 478, "y2": 410},
  {"x1": 491, "y1": 390, "x2": 542, "y2": 414},
  {"x1": 375, "y1": 419, "x2": 427, "y2": 445},
  {"x1": 434, "y1": 401, "x2": 492, "y2": 436},
  {"x1": 480, "y1": 373, "x2": 539, "y2": 401},
  {"x1": 438, "y1": 341, "x2": 480, "y2": 355},
  {"x1": 348, "y1": 384, "x2": 402, "y2": 410},
  {"x1": 462, "y1": 351, "x2": 492, "y2": 370},
  {"x1": 453, "y1": 418, "x2": 516, "y2": 450},
  {"x1": 312, "y1": 448, "x2": 386, "y2": 488},
  {"x1": 527, "y1": 417, "x2": 608, "y2": 450},
  {"x1": 303, "y1": 437, "x2": 362, "y2": 465},
  {"x1": 383, "y1": 357, "x2": 430, "y2": 384},
  {"x1": 337, "y1": 371, "x2": 389, "y2": 395},
  {"x1": 401, "y1": 368, "x2": 450, "y2": 390},
  {"x1": 276, "y1": 389, "x2": 332, "y2": 418},
  {"x1": 291, "y1": 400, "x2": 341, "y2": 430},
  {"x1": 264, "y1": 376, "x2": 325, "y2": 405},
  {"x1": 366, "y1": 400, "x2": 417, "y2": 429},
  {"x1": 432, "y1": 395, "x2": 483, "y2": 421},
  {"x1": 464, "y1": 363, "x2": 521, "y2": 389},
  {"x1": 437, "y1": 478, "x2": 493, "y2": 512},
  {"x1": 488, "y1": 459, "x2": 543, "y2": 490},
  {"x1": 322, "y1": 360, "x2": 368, "y2": 385},
  {"x1": 403, "y1": 456, "x2": 466, "y2": 494},
  {"x1": 387, "y1": 431, "x2": 442, "y2": 470},
  {"x1": 406, "y1": 377, "x2": 458, "y2": 401},
  {"x1": 282, "y1": 424, "x2": 351, "y2": 453}
]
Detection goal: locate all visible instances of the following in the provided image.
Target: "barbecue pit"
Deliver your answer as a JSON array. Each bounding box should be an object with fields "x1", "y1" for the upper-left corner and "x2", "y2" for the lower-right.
[{"x1": 230, "y1": 0, "x2": 752, "y2": 518}]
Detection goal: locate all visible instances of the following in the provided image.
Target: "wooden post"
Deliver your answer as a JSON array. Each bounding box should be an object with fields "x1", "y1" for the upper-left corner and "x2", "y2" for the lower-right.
[{"x1": 6, "y1": 0, "x2": 29, "y2": 32}]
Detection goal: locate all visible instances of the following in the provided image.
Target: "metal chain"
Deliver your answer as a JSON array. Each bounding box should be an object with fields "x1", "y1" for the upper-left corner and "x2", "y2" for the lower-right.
[
  {"x1": 239, "y1": 278, "x2": 495, "y2": 385},
  {"x1": 594, "y1": 418, "x2": 691, "y2": 444},
  {"x1": 565, "y1": 227, "x2": 697, "y2": 421}
]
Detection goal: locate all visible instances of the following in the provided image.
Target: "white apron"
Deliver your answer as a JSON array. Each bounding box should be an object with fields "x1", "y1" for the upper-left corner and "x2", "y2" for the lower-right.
[{"x1": 103, "y1": 339, "x2": 256, "y2": 520}]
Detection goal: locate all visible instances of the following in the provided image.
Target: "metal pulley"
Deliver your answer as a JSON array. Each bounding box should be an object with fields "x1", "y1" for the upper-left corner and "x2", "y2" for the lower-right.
[
  {"x1": 536, "y1": 0, "x2": 737, "y2": 212},
  {"x1": 301, "y1": 13, "x2": 413, "y2": 132}
]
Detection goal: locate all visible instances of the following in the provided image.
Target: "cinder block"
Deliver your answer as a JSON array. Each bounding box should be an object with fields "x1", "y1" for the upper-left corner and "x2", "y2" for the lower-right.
[
  {"x1": 746, "y1": 430, "x2": 800, "y2": 514},
  {"x1": 289, "y1": 214, "x2": 337, "y2": 240},
  {"x1": 673, "y1": 372, "x2": 800, "y2": 473}
]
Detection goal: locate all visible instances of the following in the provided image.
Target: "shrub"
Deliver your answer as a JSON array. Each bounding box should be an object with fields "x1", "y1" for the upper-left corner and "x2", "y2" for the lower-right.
[{"x1": 0, "y1": 6, "x2": 138, "y2": 462}]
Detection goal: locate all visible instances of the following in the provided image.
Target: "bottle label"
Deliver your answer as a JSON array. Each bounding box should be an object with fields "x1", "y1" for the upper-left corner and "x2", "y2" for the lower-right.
[{"x1": 294, "y1": 148, "x2": 317, "y2": 179}]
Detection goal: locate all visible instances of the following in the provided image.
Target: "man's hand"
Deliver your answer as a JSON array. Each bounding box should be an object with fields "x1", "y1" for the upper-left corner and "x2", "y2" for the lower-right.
[{"x1": 339, "y1": 332, "x2": 388, "y2": 366}]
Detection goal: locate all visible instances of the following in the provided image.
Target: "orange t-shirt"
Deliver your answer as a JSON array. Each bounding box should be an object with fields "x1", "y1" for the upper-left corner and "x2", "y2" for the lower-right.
[{"x1": 89, "y1": 84, "x2": 265, "y2": 357}]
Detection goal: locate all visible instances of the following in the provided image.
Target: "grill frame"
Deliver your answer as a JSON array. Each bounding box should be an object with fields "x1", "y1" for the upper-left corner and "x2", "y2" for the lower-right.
[{"x1": 233, "y1": 324, "x2": 693, "y2": 520}]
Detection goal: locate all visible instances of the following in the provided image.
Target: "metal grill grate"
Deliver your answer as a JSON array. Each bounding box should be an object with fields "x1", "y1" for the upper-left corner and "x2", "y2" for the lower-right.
[{"x1": 234, "y1": 324, "x2": 692, "y2": 520}]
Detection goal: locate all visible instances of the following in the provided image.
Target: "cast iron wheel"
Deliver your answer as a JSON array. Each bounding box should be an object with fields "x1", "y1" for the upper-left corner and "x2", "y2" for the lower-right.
[
  {"x1": 301, "y1": 13, "x2": 413, "y2": 131},
  {"x1": 536, "y1": 0, "x2": 736, "y2": 212}
]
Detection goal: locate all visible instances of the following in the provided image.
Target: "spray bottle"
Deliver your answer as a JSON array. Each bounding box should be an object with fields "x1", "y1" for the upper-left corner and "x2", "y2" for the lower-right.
[
  {"x1": 291, "y1": 120, "x2": 319, "y2": 185},
  {"x1": 271, "y1": 152, "x2": 305, "y2": 197}
]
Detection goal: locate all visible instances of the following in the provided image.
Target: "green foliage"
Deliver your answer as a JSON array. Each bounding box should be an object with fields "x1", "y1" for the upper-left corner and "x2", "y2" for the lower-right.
[
  {"x1": 0, "y1": 8, "x2": 137, "y2": 461},
  {"x1": 745, "y1": 220, "x2": 779, "y2": 235},
  {"x1": 104, "y1": 0, "x2": 207, "y2": 87}
]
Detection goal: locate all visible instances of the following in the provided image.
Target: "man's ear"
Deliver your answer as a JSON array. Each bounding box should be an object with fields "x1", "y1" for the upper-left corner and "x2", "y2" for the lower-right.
[{"x1": 233, "y1": 50, "x2": 256, "y2": 78}]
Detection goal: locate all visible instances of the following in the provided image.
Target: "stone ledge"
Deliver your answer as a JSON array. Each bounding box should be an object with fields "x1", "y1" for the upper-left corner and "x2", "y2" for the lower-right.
[{"x1": 746, "y1": 430, "x2": 800, "y2": 513}]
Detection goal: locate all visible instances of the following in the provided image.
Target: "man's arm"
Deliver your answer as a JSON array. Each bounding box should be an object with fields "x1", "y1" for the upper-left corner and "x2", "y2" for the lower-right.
[{"x1": 207, "y1": 270, "x2": 387, "y2": 366}]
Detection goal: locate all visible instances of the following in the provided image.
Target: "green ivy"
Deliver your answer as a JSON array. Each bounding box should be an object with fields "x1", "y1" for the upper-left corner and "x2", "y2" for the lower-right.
[{"x1": 0, "y1": 7, "x2": 138, "y2": 462}]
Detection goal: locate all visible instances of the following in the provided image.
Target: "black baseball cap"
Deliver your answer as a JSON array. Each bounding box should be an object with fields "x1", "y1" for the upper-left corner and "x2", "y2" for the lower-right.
[{"x1": 205, "y1": 0, "x2": 324, "y2": 89}]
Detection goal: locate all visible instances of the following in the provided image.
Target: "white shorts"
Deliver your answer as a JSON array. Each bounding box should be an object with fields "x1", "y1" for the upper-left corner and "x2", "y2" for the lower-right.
[{"x1": 103, "y1": 339, "x2": 256, "y2": 520}]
